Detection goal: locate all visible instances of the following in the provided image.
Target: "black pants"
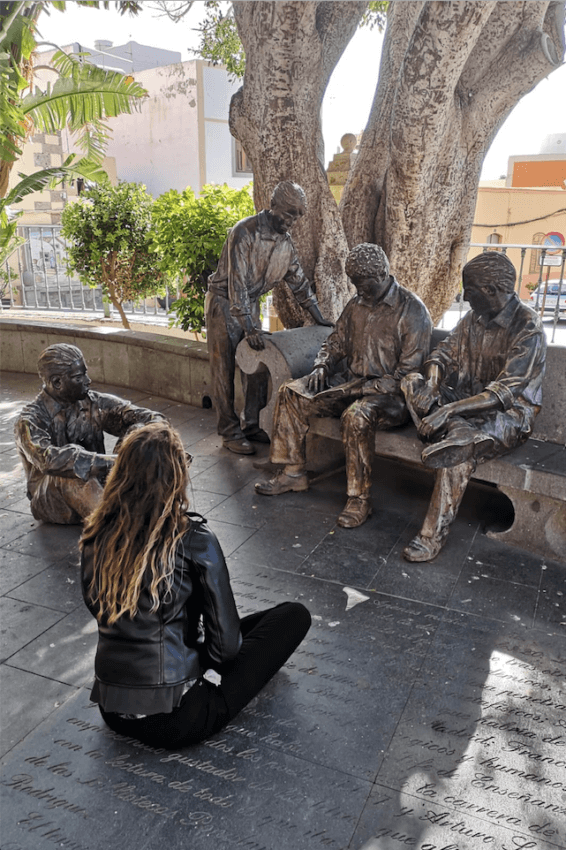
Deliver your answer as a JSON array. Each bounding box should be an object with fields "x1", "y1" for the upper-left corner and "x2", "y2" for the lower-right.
[{"x1": 100, "y1": 602, "x2": 311, "y2": 749}]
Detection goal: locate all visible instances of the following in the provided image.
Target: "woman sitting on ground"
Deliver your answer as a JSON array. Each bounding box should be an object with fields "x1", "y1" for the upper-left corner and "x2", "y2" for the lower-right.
[{"x1": 80, "y1": 421, "x2": 311, "y2": 748}]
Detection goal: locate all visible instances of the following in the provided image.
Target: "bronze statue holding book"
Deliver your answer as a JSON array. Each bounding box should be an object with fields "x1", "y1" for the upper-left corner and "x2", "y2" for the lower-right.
[{"x1": 255, "y1": 243, "x2": 432, "y2": 528}]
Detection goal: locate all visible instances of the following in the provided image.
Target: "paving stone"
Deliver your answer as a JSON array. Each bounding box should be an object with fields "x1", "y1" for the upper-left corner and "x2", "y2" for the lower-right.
[
  {"x1": 0, "y1": 665, "x2": 77, "y2": 758},
  {"x1": 6, "y1": 605, "x2": 97, "y2": 686},
  {"x1": 0, "y1": 548, "x2": 50, "y2": 595},
  {"x1": 0, "y1": 690, "x2": 372, "y2": 850},
  {"x1": 6, "y1": 555, "x2": 83, "y2": 613},
  {"x1": 448, "y1": 564, "x2": 539, "y2": 626},
  {"x1": 0, "y1": 597, "x2": 64, "y2": 662},
  {"x1": 351, "y1": 619, "x2": 566, "y2": 849},
  {"x1": 0, "y1": 509, "x2": 40, "y2": 546},
  {"x1": 3, "y1": 522, "x2": 81, "y2": 561}
]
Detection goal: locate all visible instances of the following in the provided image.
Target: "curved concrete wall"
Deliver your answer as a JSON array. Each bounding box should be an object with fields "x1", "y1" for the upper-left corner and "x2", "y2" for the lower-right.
[{"x1": 0, "y1": 319, "x2": 213, "y2": 408}]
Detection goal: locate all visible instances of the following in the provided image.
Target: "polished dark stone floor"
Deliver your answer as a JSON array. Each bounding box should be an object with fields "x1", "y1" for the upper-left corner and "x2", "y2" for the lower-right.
[{"x1": 1, "y1": 370, "x2": 565, "y2": 850}]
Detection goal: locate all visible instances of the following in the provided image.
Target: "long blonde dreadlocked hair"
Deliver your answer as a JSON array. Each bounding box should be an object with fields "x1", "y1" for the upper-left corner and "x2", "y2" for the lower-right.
[{"x1": 80, "y1": 421, "x2": 190, "y2": 625}]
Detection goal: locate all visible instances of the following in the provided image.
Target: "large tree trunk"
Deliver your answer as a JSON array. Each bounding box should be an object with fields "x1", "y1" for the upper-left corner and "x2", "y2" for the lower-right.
[
  {"x1": 341, "y1": 0, "x2": 565, "y2": 323},
  {"x1": 230, "y1": 1, "x2": 367, "y2": 325}
]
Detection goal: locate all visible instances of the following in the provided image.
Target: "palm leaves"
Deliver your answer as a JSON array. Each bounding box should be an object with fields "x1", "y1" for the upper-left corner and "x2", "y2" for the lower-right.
[
  {"x1": 21, "y1": 50, "x2": 147, "y2": 164},
  {"x1": 1, "y1": 1, "x2": 147, "y2": 262}
]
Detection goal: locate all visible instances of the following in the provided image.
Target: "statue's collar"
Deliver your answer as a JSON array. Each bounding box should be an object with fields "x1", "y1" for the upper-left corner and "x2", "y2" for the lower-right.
[
  {"x1": 40, "y1": 389, "x2": 90, "y2": 417},
  {"x1": 258, "y1": 209, "x2": 287, "y2": 241},
  {"x1": 476, "y1": 292, "x2": 519, "y2": 329}
]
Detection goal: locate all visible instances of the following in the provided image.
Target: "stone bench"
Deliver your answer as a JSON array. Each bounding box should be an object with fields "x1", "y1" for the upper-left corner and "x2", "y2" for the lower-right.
[{"x1": 236, "y1": 327, "x2": 566, "y2": 561}]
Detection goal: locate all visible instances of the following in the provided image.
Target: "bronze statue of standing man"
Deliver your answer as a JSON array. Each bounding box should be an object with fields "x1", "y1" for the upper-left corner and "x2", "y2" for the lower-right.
[
  {"x1": 206, "y1": 181, "x2": 332, "y2": 455},
  {"x1": 402, "y1": 251, "x2": 546, "y2": 562}
]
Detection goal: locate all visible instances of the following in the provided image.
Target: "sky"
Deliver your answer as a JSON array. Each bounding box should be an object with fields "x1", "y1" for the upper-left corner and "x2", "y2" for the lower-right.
[{"x1": 36, "y1": 1, "x2": 566, "y2": 178}]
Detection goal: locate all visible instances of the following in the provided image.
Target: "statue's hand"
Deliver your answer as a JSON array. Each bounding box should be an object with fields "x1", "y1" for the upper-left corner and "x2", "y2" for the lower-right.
[
  {"x1": 412, "y1": 383, "x2": 441, "y2": 418},
  {"x1": 307, "y1": 367, "x2": 327, "y2": 394},
  {"x1": 418, "y1": 405, "x2": 452, "y2": 440},
  {"x1": 363, "y1": 375, "x2": 397, "y2": 396},
  {"x1": 308, "y1": 304, "x2": 334, "y2": 328},
  {"x1": 246, "y1": 329, "x2": 265, "y2": 351},
  {"x1": 90, "y1": 453, "x2": 114, "y2": 478}
]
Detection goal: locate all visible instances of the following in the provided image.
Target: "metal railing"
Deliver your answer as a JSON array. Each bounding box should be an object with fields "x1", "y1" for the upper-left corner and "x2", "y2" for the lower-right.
[
  {"x1": 2, "y1": 231, "x2": 565, "y2": 341},
  {"x1": 0, "y1": 225, "x2": 172, "y2": 320},
  {"x1": 468, "y1": 243, "x2": 566, "y2": 343}
]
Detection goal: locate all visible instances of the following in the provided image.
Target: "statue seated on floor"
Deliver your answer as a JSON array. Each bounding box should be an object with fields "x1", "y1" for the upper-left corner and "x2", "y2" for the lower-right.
[
  {"x1": 255, "y1": 243, "x2": 432, "y2": 528},
  {"x1": 14, "y1": 343, "x2": 165, "y2": 524},
  {"x1": 401, "y1": 251, "x2": 546, "y2": 563}
]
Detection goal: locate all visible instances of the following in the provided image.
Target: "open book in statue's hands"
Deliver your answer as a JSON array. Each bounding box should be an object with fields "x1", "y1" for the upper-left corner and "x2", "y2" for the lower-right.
[{"x1": 286, "y1": 375, "x2": 367, "y2": 401}]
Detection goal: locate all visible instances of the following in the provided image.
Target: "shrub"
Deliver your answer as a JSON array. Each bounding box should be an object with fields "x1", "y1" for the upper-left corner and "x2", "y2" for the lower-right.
[{"x1": 151, "y1": 182, "x2": 254, "y2": 334}]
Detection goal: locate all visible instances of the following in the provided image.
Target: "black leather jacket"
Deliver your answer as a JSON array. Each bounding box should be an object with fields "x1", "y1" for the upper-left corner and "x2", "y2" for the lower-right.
[{"x1": 81, "y1": 514, "x2": 242, "y2": 715}]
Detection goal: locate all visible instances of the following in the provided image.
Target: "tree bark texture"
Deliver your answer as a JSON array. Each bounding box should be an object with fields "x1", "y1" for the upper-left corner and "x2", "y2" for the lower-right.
[
  {"x1": 230, "y1": 1, "x2": 565, "y2": 326},
  {"x1": 230, "y1": 1, "x2": 366, "y2": 325},
  {"x1": 341, "y1": 0, "x2": 565, "y2": 322}
]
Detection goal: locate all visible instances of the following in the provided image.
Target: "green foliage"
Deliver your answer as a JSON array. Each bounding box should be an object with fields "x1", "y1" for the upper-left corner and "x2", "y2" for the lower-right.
[
  {"x1": 194, "y1": 1, "x2": 245, "y2": 81},
  {"x1": 61, "y1": 181, "x2": 166, "y2": 327},
  {"x1": 151, "y1": 182, "x2": 254, "y2": 334},
  {"x1": 1, "y1": 2, "x2": 147, "y2": 270},
  {"x1": 187, "y1": 1, "x2": 388, "y2": 81},
  {"x1": 360, "y1": 2, "x2": 389, "y2": 31}
]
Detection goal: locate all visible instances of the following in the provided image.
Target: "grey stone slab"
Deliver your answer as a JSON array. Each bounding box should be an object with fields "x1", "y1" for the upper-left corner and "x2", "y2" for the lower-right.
[
  {"x1": 298, "y1": 538, "x2": 386, "y2": 588},
  {"x1": 352, "y1": 618, "x2": 566, "y2": 849},
  {"x1": 190, "y1": 457, "x2": 262, "y2": 497},
  {"x1": 0, "y1": 445, "x2": 22, "y2": 473},
  {"x1": 448, "y1": 564, "x2": 539, "y2": 626},
  {"x1": 203, "y1": 519, "x2": 258, "y2": 559},
  {"x1": 0, "y1": 459, "x2": 27, "y2": 508},
  {"x1": 6, "y1": 556, "x2": 83, "y2": 613},
  {"x1": 159, "y1": 402, "x2": 202, "y2": 426},
  {"x1": 0, "y1": 597, "x2": 64, "y2": 662},
  {"x1": 466, "y1": 534, "x2": 546, "y2": 583},
  {"x1": 535, "y1": 558, "x2": 566, "y2": 632},
  {"x1": 351, "y1": 783, "x2": 566, "y2": 850},
  {"x1": 3, "y1": 522, "x2": 81, "y2": 561},
  {"x1": 0, "y1": 665, "x2": 77, "y2": 758},
  {"x1": 227, "y1": 533, "x2": 309, "y2": 573},
  {"x1": 6, "y1": 605, "x2": 97, "y2": 687},
  {"x1": 0, "y1": 509, "x2": 39, "y2": 546},
  {"x1": 220, "y1": 565, "x2": 440, "y2": 780},
  {"x1": 329, "y1": 508, "x2": 411, "y2": 557},
  {"x1": 0, "y1": 547, "x2": 50, "y2": 595},
  {"x1": 0, "y1": 689, "x2": 372, "y2": 850},
  {"x1": 188, "y1": 489, "x2": 230, "y2": 516}
]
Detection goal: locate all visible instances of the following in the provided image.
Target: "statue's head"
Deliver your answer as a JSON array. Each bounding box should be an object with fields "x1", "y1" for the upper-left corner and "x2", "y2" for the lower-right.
[
  {"x1": 462, "y1": 252, "x2": 516, "y2": 318},
  {"x1": 346, "y1": 243, "x2": 391, "y2": 304},
  {"x1": 38, "y1": 343, "x2": 91, "y2": 403},
  {"x1": 268, "y1": 181, "x2": 307, "y2": 234},
  {"x1": 463, "y1": 252, "x2": 516, "y2": 293},
  {"x1": 345, "y1": 243, "x2": 390, "y2": 282}
]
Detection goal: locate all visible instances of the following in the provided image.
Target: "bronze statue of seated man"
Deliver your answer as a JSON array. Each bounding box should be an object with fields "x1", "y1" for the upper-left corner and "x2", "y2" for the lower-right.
[
  {"x1": 401, "y1": 251, "x2": 546, "y2": 562},
  {"x1": 15, "y1": 343, "x2": 165, "y2": 524},
  {"x1": 255, "y1": 243, "x2": 432, "y2": 528}
]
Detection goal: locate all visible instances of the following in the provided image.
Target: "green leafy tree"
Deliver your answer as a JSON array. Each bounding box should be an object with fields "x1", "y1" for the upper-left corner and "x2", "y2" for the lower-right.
[
  {"x1": 149, "y1": 1, "x2": 564, "y2": 325},
  {"x1": 61, "y1": 181, "x2": 166, "y2": 329},
  {"x1": 151, "y1": 182, "x2": 254, "y2": 335},
  {"x1": 0, "y1": 1, "x2": 147, "y2": 263}
]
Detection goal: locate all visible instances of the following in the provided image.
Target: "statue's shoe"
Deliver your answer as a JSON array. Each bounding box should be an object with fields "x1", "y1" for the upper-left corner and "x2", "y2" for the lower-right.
[
  {"x1": 223, "y1": 437, "x2": 256, "y2": 455},
  {"x1": 244, "y1": 428, "x2": 271, "y2": 443},
  {"x1": 255, "y1": 471, "x2": 309, "y2": 495},
  {"x1": 403, "y1": 533, "x2": 444, "y2": 562},
  {"x1": 337, "y1": 497, "x2": 372, "y2": 528},
  {"x1": 422, "y1": 429, "x2": 494, "y2": 469}
]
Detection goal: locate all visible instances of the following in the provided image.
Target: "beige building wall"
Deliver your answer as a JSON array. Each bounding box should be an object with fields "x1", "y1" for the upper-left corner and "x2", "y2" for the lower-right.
[{"x1": 469, "y1": 186, "x2": 566, "y2": 298}]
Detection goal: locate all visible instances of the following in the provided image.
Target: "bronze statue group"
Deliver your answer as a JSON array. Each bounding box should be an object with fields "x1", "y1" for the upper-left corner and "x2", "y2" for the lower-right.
[{"x1": 14, "y1": 181, "x2": 545, "y2": 750}]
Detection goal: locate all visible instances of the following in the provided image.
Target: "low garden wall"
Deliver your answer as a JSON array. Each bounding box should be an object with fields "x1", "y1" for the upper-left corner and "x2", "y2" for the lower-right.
[{"x1": 0, "y1": 318, "x2": 217, "y2": 408}]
